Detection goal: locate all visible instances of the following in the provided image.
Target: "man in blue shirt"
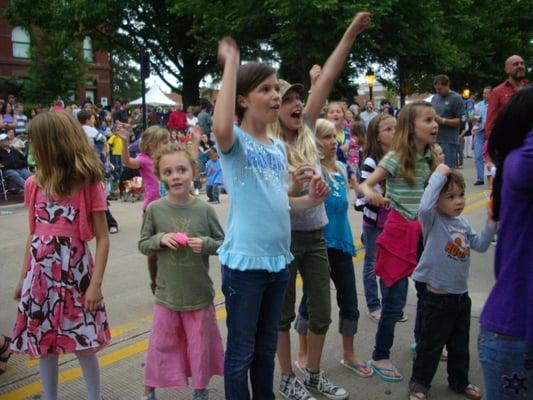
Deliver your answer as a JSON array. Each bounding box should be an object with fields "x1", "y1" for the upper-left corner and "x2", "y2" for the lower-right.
[
  {"x1": 472, "y1": 87, "x2": 491, "y2": 185},
  {"x1": 205, "y1": 148, "x2": 224, "y2": 204}
]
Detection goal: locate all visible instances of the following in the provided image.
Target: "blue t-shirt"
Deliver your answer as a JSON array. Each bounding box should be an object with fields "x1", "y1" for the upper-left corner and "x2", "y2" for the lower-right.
[
  {"x1": 217, "y1": 126, "x2": 293, "y2": 271},
  {"x1": 205, "y1": 159, "x2": 224, "y2": 186},
  {"x1": 323, "y1": 162, "x2": 356, "y2": 255}
]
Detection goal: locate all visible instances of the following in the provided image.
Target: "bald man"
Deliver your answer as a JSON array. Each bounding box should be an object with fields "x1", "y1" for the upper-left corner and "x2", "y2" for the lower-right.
[{"x1": 485, "y1": 55, "x2": 528, "y2": 139}]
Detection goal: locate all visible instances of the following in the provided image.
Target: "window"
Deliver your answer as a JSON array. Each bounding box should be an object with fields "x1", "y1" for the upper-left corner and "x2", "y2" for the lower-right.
[
  {"x1": 83, "y1": 36, "x2": 93, "y2": 62},
  {"x1": 12, "y1": 27, "x2": 30, "y2": 58}
]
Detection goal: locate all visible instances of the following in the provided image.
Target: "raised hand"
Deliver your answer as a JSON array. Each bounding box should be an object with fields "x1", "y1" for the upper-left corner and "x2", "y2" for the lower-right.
[
  {"x1": 435, "y1": 163, "x2": 451, "y2": 176},
  {"x1": 353, "y1": 12, "x2": 371, "y2": 35},
  {"x1": 309, "y1": 65, "x2": 322, "y2": 87},
  {"x1": 217, "y1": 37, "x2": 239, "y2": 66}
]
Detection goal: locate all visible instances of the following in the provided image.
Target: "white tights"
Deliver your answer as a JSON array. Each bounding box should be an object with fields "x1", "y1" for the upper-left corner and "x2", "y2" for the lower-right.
[{"x1": 39, "y1": 353, "x2": 101, "y2": 400}]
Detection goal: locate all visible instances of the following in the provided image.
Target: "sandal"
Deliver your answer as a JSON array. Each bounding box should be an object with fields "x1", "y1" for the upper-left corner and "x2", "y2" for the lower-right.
[
  {"x1": 408, "y1": 391, "x2": 427, "y2": 400},
  {"x1": 463, "y1": 384, "x2": 482, "y2": 400},
  {"x1": 0, "y1": 335, "x2": 13, "y2": 375},
  {"x1": 367, "y1": 359, "x2": 403, "y2": 382},
  {"x1": 340, "y1": 359, "x2": 373, "y2": 377}
]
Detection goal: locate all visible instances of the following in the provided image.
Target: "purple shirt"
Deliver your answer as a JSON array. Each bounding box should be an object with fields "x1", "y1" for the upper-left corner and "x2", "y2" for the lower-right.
[{"x1": 480, "y1": 128, "x2": 533, "y2": 345}]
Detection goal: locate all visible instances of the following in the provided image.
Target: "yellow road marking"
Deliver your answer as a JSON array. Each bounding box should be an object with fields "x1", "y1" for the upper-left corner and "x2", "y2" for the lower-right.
[{"x1": 0, "y1": 192, "x2": 489, "y2": 399}]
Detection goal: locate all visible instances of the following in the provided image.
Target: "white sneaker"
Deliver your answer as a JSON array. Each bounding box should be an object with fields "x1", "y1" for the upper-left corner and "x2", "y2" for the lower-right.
[
  {"x1": 304, "y1": 370, "x2": 348, "y2": 400},
  {"x1": 279, "y1": 374, "x2": 316, "y2": 400}
]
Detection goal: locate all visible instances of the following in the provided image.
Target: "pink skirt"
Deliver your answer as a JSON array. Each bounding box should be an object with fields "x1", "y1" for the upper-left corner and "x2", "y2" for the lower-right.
[{"x1": 144, "y1": 303, "x2": 224, "y2": 389}]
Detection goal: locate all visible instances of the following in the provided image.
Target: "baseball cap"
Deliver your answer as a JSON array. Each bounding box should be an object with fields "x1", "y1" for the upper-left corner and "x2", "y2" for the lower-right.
[
  {"x1": 278, "y1": 79, "x2": 304, "y2": 99},
  {"x1": 0, "y1": 133, "x2": 9, "y2": 141}
]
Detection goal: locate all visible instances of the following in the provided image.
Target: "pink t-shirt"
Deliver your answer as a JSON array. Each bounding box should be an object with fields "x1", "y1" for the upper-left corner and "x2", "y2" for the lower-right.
[
  {"x1": 25, "y1": 176, "x2": 107, "y2": 241},
  {"x1": 137, "y1": 152, "x2": 160, "y2": 210}
]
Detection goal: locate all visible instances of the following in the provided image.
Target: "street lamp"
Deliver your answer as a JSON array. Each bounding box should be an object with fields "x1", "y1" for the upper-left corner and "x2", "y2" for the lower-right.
[
  {"x1": 462, "y1": 88, "x2": 470, "y2": 99},
  {"x1": 366, "y1": 69, "x2": 376, "y2": 101}
]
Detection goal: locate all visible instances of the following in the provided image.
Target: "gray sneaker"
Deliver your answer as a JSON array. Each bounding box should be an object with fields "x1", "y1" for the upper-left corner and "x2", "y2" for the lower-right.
[
  {"x1": 280, "y1": 374, "x2": 317, "y2": 400},
  {"x1": 304, "y1": 370, "x2": 348, "y2": 400},
  {"x1": 192, "y1": 389, "x2": 208, "y2": 400}
]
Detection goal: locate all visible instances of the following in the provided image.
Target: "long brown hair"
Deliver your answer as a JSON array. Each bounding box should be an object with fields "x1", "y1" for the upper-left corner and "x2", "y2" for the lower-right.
[
  {"x1": 393, "y1": 101, "x2": 436, "y2": 185},
  {"x1": 364, "y1": 114, "x2": 394, "y2": 161},
  {"x1": 28, "y1": 111, "x2": 104, "y2": 198}
]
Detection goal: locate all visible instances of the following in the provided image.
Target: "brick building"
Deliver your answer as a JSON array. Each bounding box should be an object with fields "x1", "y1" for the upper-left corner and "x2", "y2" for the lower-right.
[{"x1": 0, "y1": 0, "x2": 111, "y2": 104}]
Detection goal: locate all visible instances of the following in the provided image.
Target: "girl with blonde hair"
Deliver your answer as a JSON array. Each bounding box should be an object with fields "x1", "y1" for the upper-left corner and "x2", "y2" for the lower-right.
[
  {"x1": 273, "y1": 11, "x2": 371, "y2": 400},
  {"x1": 117, "y1": 124, "x2": 170, "y2": 293},
  {"x1": 11, "y1": 111, "x2": 111, "y2": 400}
]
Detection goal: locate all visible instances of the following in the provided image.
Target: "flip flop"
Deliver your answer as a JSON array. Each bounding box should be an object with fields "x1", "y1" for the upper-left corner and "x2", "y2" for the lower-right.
[
  {"x1": 367, "y1": 360, "x2": 403, "y2": 382},
  {"x1": 463, "y1": 383, "x2": 482, "y2": 400},
  {"x1": 340, "y1": 359, "x2": 373, "y2": 378}
]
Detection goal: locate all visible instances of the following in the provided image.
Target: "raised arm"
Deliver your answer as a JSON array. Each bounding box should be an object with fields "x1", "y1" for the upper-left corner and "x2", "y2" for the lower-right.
[
  {"x1": 304, "y1": 11, "x2": 371, "y2": 123},
  {"x1": 116, "y1": 123, "x2": 140, "y2": 169},
  {"x1": 212, "y1": 37, "x2": 240, "y2": 153}
]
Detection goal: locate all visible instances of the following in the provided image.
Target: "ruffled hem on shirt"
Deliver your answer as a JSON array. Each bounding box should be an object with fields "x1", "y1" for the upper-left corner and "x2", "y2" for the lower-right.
[
  {"x1": 218, "y1": 250, "x2": 294, "y2": 272},
  {"x1": 326, "y1": 240, "x2": 356, "y2": 256}
]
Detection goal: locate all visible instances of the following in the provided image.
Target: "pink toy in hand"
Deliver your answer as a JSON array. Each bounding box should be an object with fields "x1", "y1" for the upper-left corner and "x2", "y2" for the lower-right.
[{"x1": 174, "y1": 232, "x2": 189, "y2": 246}]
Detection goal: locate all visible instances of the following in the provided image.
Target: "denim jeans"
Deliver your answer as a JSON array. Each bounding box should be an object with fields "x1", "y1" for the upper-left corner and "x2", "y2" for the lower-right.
[
  {"x1": 373, "y1": 277, "x2": 408, "y2": 360},
  {"x1": 478, "y1": 326, "x2": 533, "y2": 400},
  {"x1": 3, "y1": 167, "x2": 31, "y2": 190},
  {"x1": 207, "y1": 184, "x2": 219, "y2": 202},
  {"x1": 409, "y1": 291, "x2": 471, "y2": 393},
  {"x1": 439, "y1": 142, "x2": 458, "y2": 168},
  {"x1": 222, "y1": 265, "x2": 289, "y2": 400},
  {"x1": 473, "y1": 133, "x2": 485, "y2": 182},
  {"x1": 362, "y1": 224, "x2": 382, "y2": 312},
  {"x1": 296, "y1": 248, "x2": 359, "y2": 336}
]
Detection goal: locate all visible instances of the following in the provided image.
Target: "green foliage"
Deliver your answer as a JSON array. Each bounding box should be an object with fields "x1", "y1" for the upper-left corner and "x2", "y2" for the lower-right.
[
  {"x1": 3, "y1": 0, "x2": 532, "y2": 106},
  {"x1": 110, "y1": 49, "x2": 142, "y2": 102}
]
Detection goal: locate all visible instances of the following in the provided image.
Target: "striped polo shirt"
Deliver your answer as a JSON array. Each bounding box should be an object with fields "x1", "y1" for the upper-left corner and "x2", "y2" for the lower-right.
[{"x1": 379, "y1": 149, "x2": 433, "y2": 220}]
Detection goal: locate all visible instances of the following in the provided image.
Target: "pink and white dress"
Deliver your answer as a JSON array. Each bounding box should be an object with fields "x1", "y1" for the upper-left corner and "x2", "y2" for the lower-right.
[{"x1": 11, "y1": 177, "x2": 111, "y2": 357}]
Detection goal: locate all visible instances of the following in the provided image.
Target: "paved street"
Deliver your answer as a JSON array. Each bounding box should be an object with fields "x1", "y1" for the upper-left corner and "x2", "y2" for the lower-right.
[{"x1": 0, "y1": 159, "x2": 495, "y2": 400}]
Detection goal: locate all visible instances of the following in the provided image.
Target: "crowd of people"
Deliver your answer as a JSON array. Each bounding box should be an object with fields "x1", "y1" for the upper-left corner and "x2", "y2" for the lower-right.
[{"x1": 0, "y1": 11, "x2": 531, "y2": 400}]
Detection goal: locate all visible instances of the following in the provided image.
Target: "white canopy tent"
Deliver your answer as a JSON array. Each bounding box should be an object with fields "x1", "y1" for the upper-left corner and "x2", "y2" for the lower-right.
[{"x1": 129, "y1": 85, "x2": 176, "y2": 107}]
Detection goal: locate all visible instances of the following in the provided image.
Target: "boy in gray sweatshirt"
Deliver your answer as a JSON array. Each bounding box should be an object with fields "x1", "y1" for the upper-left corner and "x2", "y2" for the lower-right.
[{"x1": 408, "y1": 164, "x2": 496, "y2": 400}]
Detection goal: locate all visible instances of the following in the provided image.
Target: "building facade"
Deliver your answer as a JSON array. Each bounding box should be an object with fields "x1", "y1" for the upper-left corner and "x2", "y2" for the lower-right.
[{"x1": 0, "y1": 0, "x2": 111, "y2": 104}]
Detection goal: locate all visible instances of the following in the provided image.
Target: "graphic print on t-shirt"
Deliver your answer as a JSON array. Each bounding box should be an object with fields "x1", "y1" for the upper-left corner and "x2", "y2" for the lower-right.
[{"x1": 444, "y1": 232, "x2": 470, "y2": 261}]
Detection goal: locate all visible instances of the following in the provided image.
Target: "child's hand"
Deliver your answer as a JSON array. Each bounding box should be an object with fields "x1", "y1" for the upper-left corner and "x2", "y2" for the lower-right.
[
  {"x1": 84, "y1": 283, "x2": 103, "y2": 313},
  {"x1": 187, "y1": 237, "x2": 203, "y2": 254},
  {"x1": 160, "y1": 233, "x2": 179, "y2": 251},
  {"x1": 366, "y1": 189, "x2": 390, "y2": 208},
  {"x1": 309, "y1": 65, "x2": 322, "y2": 87},
  {"x1": 353, "y1": 12, "x2": 371, "y2": 35},
  {"x1": 217, "y1": 37, "x2": 239, "y2": 66},
  {"x1": 291, "y1": 163, "x2": 315, "y2": 193},
  {"x1": 487, "y1": 198, "x2": 497, "y2": 231},
  {"x1": 435, "y1": 163, "x2": 451, "y2": 176},
  {"x1": 115, "y1": 123, "x2": 131, "y2": 142},
  {"x1": 308, "y1": 175, "x2": 330, "y2": 203},
  {"x1": 189, "y1": 125, "x2": 203, "y2": 145},
  {"x1": 13, "y1": 279, "x2": 23, "y2": 301}
]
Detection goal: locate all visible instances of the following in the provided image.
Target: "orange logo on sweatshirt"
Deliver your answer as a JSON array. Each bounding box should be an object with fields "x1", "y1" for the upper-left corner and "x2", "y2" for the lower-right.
[{"x1": 444, "y1": 235, "x2": 470, "y2": 260}]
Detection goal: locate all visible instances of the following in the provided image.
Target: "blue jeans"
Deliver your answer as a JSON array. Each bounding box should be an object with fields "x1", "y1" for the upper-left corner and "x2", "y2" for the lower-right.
[
  {"x1": 222, "y1": 265, "x2": 289, "y2": 400},
  {"x1": 478, "y1": 326, "x2": 533, "y2": 400},
  {"x1": 296, "y1": 248, "x2": 359, "y2": 336},
  {"x1": 207, "y1": 184, "x2": 219, "y2": 202},
  {"x1": 3, "y1": 167, "x2": 31, "y2": 190},
  {"x1": 439, "y1": 142, "x2": 458, "y2": 168},
  {"x1": 362, "y1": 224, "x2": 382, "y2": 312},
  {"x1": 473, "y1": 133, "x2": 485, "y2": 182},
  {"x1": 373, "y1": 277, "x2": 409, "y2": 360}
]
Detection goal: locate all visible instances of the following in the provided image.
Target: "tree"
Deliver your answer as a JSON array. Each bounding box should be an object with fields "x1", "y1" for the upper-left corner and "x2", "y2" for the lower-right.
[{"x1": 109, "y1": 48, "x2": 141, "y2": 102}]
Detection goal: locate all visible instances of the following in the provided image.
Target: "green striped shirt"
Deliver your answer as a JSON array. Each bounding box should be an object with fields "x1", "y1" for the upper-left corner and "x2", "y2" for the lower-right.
[{"x1": 379, "y1": 149, "x2": 433, "y2": 220}]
